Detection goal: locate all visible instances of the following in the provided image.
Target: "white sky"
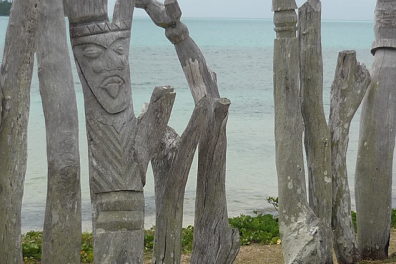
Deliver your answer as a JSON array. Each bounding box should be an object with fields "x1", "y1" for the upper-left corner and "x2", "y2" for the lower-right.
[{"x1": 108, "y1": 0, "x2": 376, "y2": 21}]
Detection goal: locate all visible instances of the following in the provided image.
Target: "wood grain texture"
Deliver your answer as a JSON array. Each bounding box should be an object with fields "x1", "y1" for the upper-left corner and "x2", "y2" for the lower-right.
[
  {"x1": 36, "y1": 0, "x2": 82, "y2": 262},
  {"x1": 151, "y1": 97, "x2": 208, "y2": 264},
  {"x1": 329, "y1": 51, "x2": 370, "y2": 264},
  {"x1": 0, "y1": 0, "x2": 40, "y2": 263},
  {"x1": 136, "y1": 1, "x2": 240, "y2": 262},
  {"x1": 298, "y1": 1, "x2": 333, "y2": 263},
  {"x1": 273, "y1": 0, "x2": 324, "y2": 263},
  {"x1": 355, "y1": 1, "x2": 396, "y2": 259}
]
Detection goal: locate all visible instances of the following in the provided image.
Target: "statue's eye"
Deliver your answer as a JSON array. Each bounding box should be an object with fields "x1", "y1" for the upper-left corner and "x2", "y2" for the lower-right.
[
  {"x1": 83, "y1": 46, "x2": 103, "y2": 58},
  {"x1": 114, "y1": 46, "x2": 125, "y2": 55}
]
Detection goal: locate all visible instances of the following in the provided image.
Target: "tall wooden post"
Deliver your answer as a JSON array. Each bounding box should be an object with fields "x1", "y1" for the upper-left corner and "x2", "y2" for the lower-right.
[
  {"x1": 151, "y1": 97, "x2": 208, "y2": 264},
  {"x1": 36, "y1": 0, "x2": 82, "y2": 262},
  {"x1": 273, "y1": 0, "x2": 326, "y2": 263},
  {"x1": 298, "y1": 1, "x2": 333, "y2": 262},
  {"x1": 64, "y1": 0, "x2": 175, "y2": 262},
  {"x1": 0, "y1": 0, "x2": 40, "y2": 263},
  {"x1": 355, "y1": 0, "x2": 396, "y2": 260},
  {"x1": 330, "y1": 51, "x2": 370, "y2": 264}
]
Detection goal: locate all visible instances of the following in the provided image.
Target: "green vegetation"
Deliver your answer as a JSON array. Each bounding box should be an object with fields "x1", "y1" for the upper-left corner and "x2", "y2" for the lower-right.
[
  {"x1": 22, "y1": 231, "x2": 42, "y2": 263},
  {"x1": 229, "y1": 212, "x2": 280, "y2": 245},
  {"x1": 0, "y1": 2, "x2": 12, "y2": 16}
]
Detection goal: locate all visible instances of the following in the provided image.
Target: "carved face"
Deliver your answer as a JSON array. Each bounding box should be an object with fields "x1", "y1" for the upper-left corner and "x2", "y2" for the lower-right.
[{"x1": 73, "y1": 31, "x2": 131, "y2": 114}]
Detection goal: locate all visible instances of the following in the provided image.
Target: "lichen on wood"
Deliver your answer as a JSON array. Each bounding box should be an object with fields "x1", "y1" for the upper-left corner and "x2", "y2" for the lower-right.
[{"x1": 330, "y1": 50, "x2": 370, "y2": 264}]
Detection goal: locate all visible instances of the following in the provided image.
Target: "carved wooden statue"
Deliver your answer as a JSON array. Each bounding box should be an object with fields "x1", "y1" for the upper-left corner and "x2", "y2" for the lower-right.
[
  {"x1": 355, "y1": 0, "x2": 396, "y2": 259},
  {"x1": 273, "y1": 0, "x2": 326, "y2": 263},
  {"x1": 64, "y1": 0, "x2": 175, "y2": 262}
]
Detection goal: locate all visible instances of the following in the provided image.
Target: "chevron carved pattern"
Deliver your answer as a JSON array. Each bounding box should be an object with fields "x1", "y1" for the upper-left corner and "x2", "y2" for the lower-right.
[{"x1": 87, "y1": 118, "x2": 140, "y2": 193}]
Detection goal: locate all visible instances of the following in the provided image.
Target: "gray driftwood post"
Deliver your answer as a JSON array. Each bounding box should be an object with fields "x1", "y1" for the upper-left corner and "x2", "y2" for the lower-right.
[
  {"x1": 355, "y1": 0, "x2": 396, "y2": 260},
  {"x1": 273, "y1": 0, "x2": 325, "y2": 263},
  {"x1": 151, "y1": 97, "x2": 208, "y2": 264},
  {"x1": 136, "y1": 1, "x2": 240, "y2": 263},
  {"x1": 298, "y1": 1, "x2": 333, "y2": 262},
  {"x1": 0, "y1": 0, "x2": 40, "y2": 263},
  {"x1": 329, "y1": 51, "x2": 370, "y2": 264},
  {"x1": 36, "y1": 0, "x2": 82, "y2": 263},
  {"x1": 64, "y1": 0, "x2": 176, "y2": 262}
]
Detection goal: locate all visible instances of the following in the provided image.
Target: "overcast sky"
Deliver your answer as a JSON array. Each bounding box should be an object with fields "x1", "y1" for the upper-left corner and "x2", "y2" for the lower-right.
[{"x1": 108, "y1": 0, "x2": 376, "y2": 21}]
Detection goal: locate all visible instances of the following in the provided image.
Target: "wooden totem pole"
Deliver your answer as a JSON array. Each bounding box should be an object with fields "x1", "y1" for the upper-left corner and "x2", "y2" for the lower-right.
[
  {"x1": 64, "y1": 0, "x2": 175, "y2": 262},
  {"x1": 273, "y1": 0, "x2": 326, "y2": 262},
  {"x1": 355, "y1": 0, "x2": 396, "y2": 260}
]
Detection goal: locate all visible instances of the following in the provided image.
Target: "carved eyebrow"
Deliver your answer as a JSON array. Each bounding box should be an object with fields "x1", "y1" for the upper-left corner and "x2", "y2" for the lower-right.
[
  {"x1": 85, "y1": 42, "x2": 107, "y2": 49},
  {"x1": 109, "y1": 37, "x2": 129, "y2": 47},
  {"x1": 74, "y1": 42, "x2": 107, "y2": 50}
]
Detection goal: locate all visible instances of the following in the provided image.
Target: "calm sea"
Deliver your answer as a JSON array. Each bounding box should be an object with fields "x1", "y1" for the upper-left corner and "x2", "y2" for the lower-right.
[{"x1": 0, "y1": 16, "x2": 388, "y2": 233}]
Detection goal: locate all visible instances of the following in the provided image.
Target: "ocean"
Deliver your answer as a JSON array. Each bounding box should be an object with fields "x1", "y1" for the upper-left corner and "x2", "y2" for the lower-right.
[{"x1": 0, "y1": 16, "x2": 386, "y2": 233}]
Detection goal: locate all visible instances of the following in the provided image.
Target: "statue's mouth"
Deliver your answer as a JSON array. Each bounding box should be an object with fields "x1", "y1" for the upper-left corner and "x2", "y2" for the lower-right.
[{"x1": 100, "y1": 76, "x2": 125, "y2": 99}]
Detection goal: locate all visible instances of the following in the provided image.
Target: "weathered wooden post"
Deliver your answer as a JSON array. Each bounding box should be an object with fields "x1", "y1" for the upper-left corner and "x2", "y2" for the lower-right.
[
  {"x1": 273, "y1": 0, "x2": 326, "y2": 263},
  {"x1": 64, "y1": 0, "x2": 176, "y2": 262},
  {"x1": 36, "y1": 0, "x2": 82, "y2": 262},
  {"x1": 298, "y1": 1, "x2": 333, "y2": 262},
  {"x1": 329, "y1": 51, "x2": 370, "y2": 264},
  {"x1": 151, "y1": 97, "x2": 208, "y2": 264},
  {"x1": 355, "y1": 0, "x2": 396, "y2": 260},
  {"x1": 136, "y1": 1, "x2": 240, "y2": 263},
  {"x1": 0, "y1": 0, "x2": 40, "y2": 263}
]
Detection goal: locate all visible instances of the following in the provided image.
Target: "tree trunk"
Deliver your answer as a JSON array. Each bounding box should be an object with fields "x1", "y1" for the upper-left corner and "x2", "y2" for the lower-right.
[
  {"x1": 298, "y1": 1, "x2": 333, "y2": 262},
  {"x1": 329, "y1": 51, "x2": 370, "y2": 264},
  {"x1": 273, "y1": 0, "x2": 324, "y2": 263},
  {"x1": 151, "y1": 97, "x2": 208, "y2": 264},
  {"x1": 0, "y1": 0, "x2": 40, "y2": 263},
  {"x1": 355, "y1": 0, "x2": 396, "y2": 259},
  {"x1": 136, "y1": 1, "x2": 240, "y2": 263},
  {"x1": 36, "y1": 0, "x2": 82, "y2": 262},
  {"x1": 64, "y1": 0, "x2": 175, "y2": 262}
]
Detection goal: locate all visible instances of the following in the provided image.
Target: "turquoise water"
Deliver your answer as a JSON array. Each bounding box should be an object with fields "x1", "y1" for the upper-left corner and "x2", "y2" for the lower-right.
[{"x1": 0, "y1": 16, "x2": 383, "y2": 232}]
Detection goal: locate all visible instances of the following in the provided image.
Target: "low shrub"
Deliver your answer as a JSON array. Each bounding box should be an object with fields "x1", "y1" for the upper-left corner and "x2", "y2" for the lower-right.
[
  {"x1": 144, "y1": 227, "x2": 155, "y2": 251},
  {"x1": 22, "y1": 231, "x2": 42, "y2": 263},
  {"x1": 80, "y1": 232, "x2": 93, "y2": 263},
  {"x1": 181, "y1": 225, "x2": 194, "y2": 253},
  {"x1": 229, "y1": 212, "x2": 280, "y2": 245}
]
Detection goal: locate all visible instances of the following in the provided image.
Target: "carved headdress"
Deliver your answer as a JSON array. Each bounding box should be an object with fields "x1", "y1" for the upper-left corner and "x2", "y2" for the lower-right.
[
  {"x1": 65, "y1": 0, "x2": 134, "y2": 38},
  {"x1": 70, "y1": 19, "x2": 132, "y2": 39}
]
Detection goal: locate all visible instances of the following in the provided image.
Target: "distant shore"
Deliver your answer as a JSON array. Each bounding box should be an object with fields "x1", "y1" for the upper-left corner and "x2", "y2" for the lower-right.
[{"x1": 0, "y1": 2, "x2": 11, "y2": 16}]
